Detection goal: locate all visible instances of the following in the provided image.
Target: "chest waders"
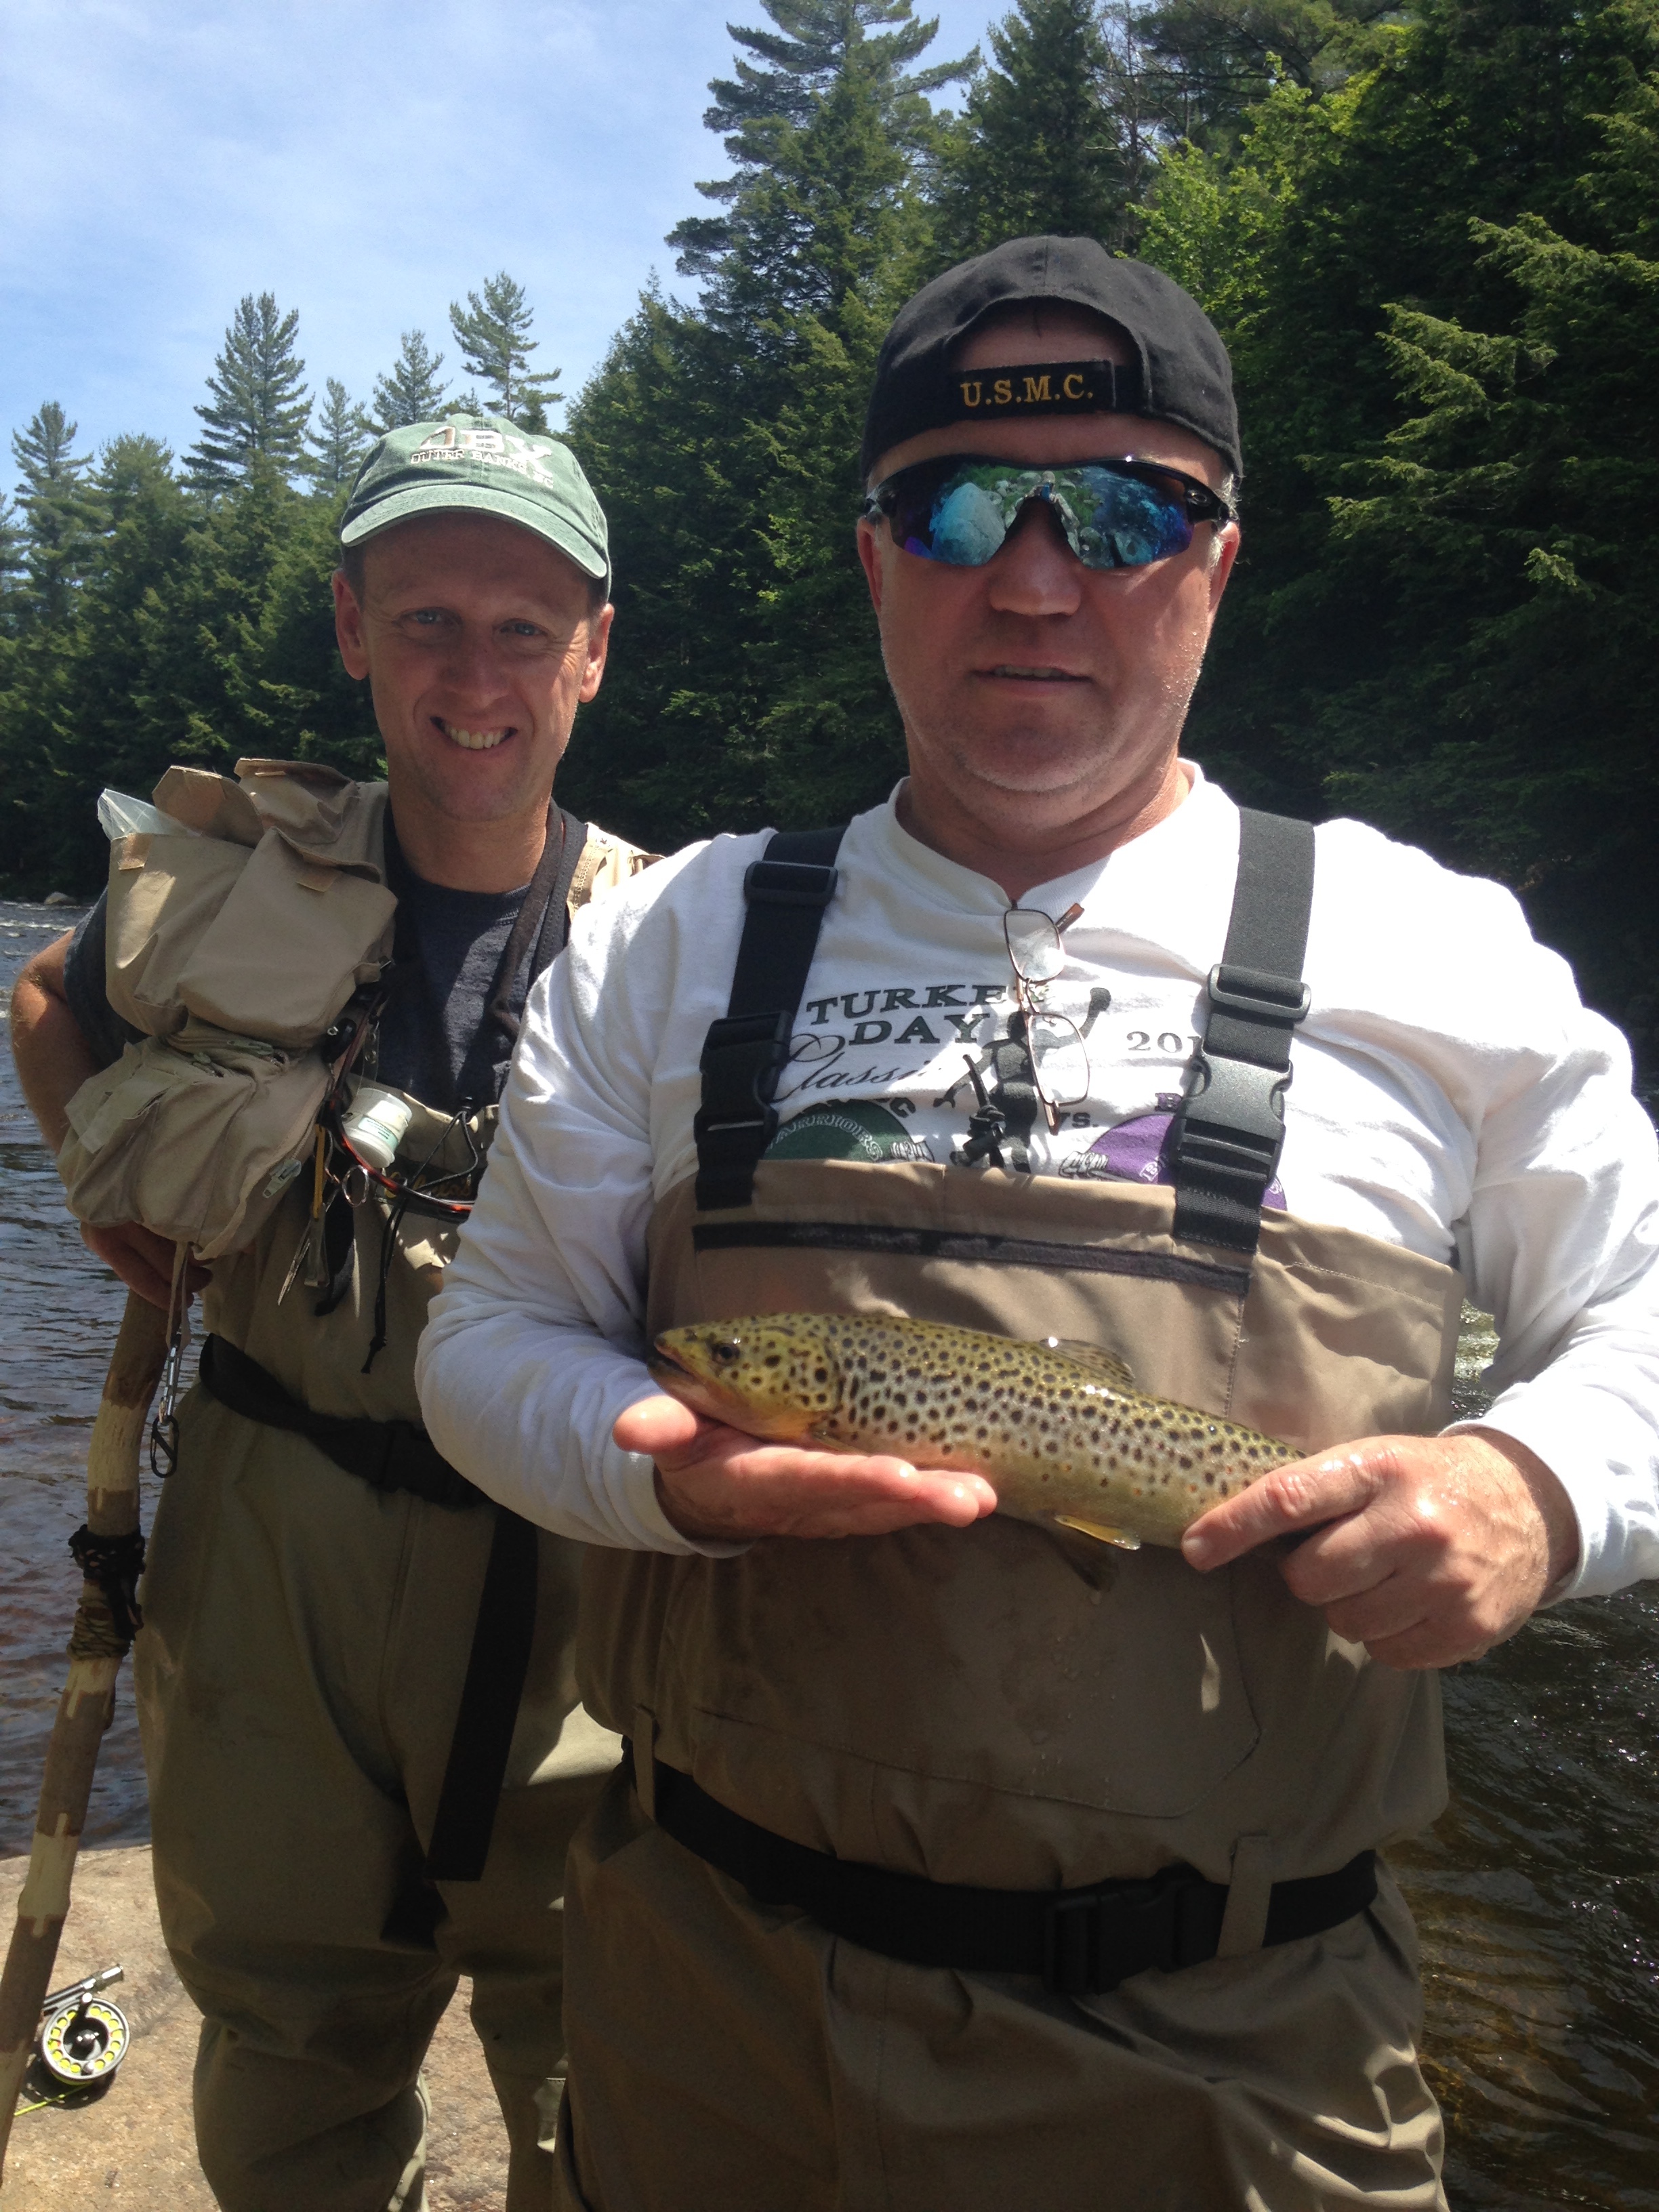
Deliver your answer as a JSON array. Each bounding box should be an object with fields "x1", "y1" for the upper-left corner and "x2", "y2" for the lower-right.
[
  {"x1": 195, "y1": 805, "x2": 589, "y2": 1882},
  {"x1": 578, "y1": 814, "x2": 1466, "y2": 1982}
]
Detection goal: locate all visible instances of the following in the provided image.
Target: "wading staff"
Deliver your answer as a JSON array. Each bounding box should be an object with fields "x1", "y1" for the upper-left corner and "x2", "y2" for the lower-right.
[{"x1": 0, "y1": 1289, "x2": 169, "y2": 2174}]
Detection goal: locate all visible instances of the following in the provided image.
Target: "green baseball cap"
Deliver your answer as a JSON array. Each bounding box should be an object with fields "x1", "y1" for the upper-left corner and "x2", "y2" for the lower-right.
[{"x1": 340, "y1": 414, "x2": 611, "y2": 594}]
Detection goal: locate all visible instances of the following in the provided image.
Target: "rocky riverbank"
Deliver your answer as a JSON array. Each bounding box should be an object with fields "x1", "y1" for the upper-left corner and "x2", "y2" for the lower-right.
[{"x1": 0, "y1": 1847, "x2": 511, "y2": 2209}]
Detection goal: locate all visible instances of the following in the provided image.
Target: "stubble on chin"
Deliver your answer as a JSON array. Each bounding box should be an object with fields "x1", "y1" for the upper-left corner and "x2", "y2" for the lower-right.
[
  {"x1": 394, "y1": 740, "x2": 543, "y2": 830},
  {"x1": 905, "y1": 670, "x2": 1203, "y2": 832},
  {"x1": 913, "y1": 689, "x2": 1149, "y2": 811}
]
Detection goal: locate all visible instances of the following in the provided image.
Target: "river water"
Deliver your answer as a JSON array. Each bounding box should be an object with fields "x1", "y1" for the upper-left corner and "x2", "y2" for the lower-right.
[{"x1": 2, "y1": 896, "x2": 1656, "y2": 2202}]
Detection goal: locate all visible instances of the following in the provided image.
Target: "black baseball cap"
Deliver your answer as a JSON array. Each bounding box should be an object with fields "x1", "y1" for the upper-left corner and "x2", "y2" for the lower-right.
[{"x1": 861, "y1": 237, "x2": 1242, "y2": 484}]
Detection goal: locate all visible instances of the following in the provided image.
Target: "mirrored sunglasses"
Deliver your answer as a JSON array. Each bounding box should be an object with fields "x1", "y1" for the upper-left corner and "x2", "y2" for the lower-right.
[{"x1": 866, "y1": 455, "x2": 1233, "y2": 572}]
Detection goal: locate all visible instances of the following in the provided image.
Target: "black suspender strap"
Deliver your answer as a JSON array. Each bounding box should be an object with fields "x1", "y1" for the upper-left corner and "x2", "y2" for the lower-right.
[
  {"x1": 424, "y1": 1506, "x2": 541, "y2": 1883},
  {"x1": 459, "y1": 804, "x2": 587, "y2": 1093},
  {"x1": 694, "y1": 827, "x2": 847, "y2": 1210},
  {"x1": 1168, "y1": 808, "x2": 1315, "y2": 1256}
]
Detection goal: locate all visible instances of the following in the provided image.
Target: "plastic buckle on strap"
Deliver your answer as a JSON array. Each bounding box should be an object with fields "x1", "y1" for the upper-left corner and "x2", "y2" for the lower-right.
[
  {"x1": 742, "y1": 859, "x2": 839, "y2": 909},
  {"x1": 1175, "y1": 1053, "x2": 1292, "y2": 1166},
  {"x1": 698, "y1": 1010, "x2": 794, "y2": 1103},
  {"x1": 1206, "y1": 962, "x2": 1311, "y2": 1027},
  {"x1": 1042, "y1": 1866, "x2": 1217, "y2": 1996},
  {"x1": 695, "y1": 1010, "x2": 794, "y2": 1138}
]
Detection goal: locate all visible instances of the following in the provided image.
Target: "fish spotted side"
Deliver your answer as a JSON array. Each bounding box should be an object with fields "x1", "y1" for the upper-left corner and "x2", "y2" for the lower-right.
[{"x1": 648, "y1": 1311, "x2": 1298, "y2": 1550}]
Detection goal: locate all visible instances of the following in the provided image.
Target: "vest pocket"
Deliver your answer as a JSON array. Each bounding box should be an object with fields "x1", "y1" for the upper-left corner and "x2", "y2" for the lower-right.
[
  {"x1": 665, "y1": 1517, "x2": 1263, "y2": 1835},
  {"x1": 60, "y1": 1029, "x2": 327, "y2": 1260}
]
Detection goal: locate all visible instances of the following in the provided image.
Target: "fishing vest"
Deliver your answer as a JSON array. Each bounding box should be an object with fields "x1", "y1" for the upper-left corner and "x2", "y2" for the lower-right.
[
  {"x1": 579, "y1": 813, "x2": 1466, "y2": 1895},
  {"x1": 60, "y1": 756, "x2": 647, "y2": 1320},
  {"x1": 60, "y1": 758, "x2": 653, "y2": 1877}
]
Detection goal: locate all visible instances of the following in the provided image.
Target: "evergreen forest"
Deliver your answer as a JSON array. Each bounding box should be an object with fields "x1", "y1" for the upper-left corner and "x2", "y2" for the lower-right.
[{"x1": 4, "y1": 0, "x2": 1657, "y2": 1071}]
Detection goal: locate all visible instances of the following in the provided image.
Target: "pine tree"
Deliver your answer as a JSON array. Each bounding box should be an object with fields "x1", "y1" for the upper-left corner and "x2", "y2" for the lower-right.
[
  {"x1": 0, "y1": 430, "x2": 189, "y2": 886},
  {"x1": 0, "y1": 494, "x2": 26, "y2": 632},
  {"x1": 187, "y1": 293, "x2": 310, "y2": 489},
  {"x1": 306, "y1": 379, "x2": 371, "y2": 490},
  {"x1": 11, "y1": 403, "x2": 102, "y2": 628},
  {"x1": 96, "y1": 433, "x2": 178, "y2": 511},
  {"x1": 1267, "y1": 94, "x2": 1659, "y2": 1060},
  {"x1": 569, "y1": 5, "x2": 969, "y2": 845},
  {"x1": 670, "y1": 1, "x2": 974, "y2": 335},
  {"x1": 562, "y1": 289, "x2": 765, "y2": 844},
  {"x1": 1138, "y1": 0, "x2": 1399, "y2": 152},
  {"x1": 931, "y1": 0, "x2": 1126, "y2": 260},
  {"x1": 447, "y1": 274, "x2": 561, "y2": 426},
  {"x1": 368, "y1": 330, "x2": 451, "y2": 430}
]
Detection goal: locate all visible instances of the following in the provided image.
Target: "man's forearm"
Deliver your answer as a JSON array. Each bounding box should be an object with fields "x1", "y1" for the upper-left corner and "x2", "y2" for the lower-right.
[{"x1": 8, "y1": 931, "x2": 96, "y2": 1153}]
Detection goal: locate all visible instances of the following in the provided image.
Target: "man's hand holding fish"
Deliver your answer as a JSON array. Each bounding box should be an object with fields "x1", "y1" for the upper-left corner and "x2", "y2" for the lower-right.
[
  {"x1": 1183, "y1": 1424, "x2": 1579, "y2": 1669},
  {"x1": 615, "y1": 1391, "x2": 996, "y2": 1542}
]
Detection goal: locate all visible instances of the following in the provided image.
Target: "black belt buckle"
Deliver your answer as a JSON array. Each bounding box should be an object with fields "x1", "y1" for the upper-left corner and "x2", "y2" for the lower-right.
[
  {"x1": 1044, "y1": 1888, "x2": 1105, "y2": 1996},
  {"x1": 1042, "y1": 1863, "x2": 1218, "y2": 1996}
]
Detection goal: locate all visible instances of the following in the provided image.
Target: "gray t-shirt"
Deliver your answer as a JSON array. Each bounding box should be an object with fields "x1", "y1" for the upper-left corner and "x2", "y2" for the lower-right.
[{"x1": 64, "y1": 815, "x2": 571, "y2": 1113}]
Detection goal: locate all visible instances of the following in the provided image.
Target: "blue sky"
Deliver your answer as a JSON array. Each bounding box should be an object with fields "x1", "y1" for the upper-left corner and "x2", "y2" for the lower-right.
[{"x1": 2, "y1": 0, "x2": 998, "y2": 478}]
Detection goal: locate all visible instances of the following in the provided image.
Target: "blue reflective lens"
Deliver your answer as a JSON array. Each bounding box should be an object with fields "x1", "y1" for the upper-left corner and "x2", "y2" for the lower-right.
[{"x1": 884, "y1": 459, "x2": 1207, "y2": 571}]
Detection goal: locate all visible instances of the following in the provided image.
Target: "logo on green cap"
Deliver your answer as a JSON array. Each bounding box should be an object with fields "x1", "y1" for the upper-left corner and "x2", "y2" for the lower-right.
[{"x1": 340, "y1": 413, "x2": 611, "y2": 590}]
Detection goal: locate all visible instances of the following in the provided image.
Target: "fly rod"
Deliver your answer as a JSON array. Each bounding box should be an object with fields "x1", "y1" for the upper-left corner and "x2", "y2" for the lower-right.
[{"x1": 0, "y1": 1290, "x2": 169, "y2": 2175}]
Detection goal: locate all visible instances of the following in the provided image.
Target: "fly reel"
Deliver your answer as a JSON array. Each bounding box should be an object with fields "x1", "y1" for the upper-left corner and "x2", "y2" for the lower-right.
[{"x1": 37, "y1": 1967, "x2": 129, "y2": 2090}]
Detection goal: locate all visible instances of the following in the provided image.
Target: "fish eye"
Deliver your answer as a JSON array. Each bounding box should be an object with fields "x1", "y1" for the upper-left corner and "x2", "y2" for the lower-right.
[{"x1": 712, "y1": 1341, "x2": 741, "y2": 1366}]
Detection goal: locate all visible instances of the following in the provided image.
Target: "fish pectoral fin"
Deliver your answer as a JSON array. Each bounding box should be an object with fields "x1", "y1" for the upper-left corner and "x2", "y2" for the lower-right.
[
  {"x1": 1039, "y1": 1338, "x2": 1137, "y2": 1391},
  {"x1": 1054, "y1": 1514, "x2": 1143, "y2": 1552}
]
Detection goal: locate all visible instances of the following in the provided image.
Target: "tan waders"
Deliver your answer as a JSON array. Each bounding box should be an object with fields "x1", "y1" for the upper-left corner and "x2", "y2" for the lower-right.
[
  {"x1": 138, "y1": 1387, "x2": 609, "y2": 2211},
  {"x1": 134, "y1": 1145, "x2": 621, "y2": 2212},
  {"x1": 71, "y1": 766, "x2": 647, "y2": 2212},
  {"x1": 560, "y1": 817, "x2": 1465, "y2": 2209}
]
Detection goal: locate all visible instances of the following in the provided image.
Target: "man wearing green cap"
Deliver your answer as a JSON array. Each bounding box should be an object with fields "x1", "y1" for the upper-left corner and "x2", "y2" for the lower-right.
[{"x1": 9, "y1": 415, "x2": 655, "y2": 2210}]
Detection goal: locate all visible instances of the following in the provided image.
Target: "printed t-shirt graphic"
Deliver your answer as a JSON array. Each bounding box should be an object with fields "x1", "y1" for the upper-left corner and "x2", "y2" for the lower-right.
[
  {"x1": 765, "y1": 1099, "x2": 935, "y2": 1164},
  {"x1": 1060, "y1": 1091, "x2": 1288, "y2": 1209},
  {"x1": 764, "y1": 976, "x2": 1267, "y2": 1202}
]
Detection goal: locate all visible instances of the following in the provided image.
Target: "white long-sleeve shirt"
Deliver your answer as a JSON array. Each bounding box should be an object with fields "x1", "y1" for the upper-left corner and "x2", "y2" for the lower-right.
[{"x1": 416, "y1": 769, "x2": 1659, "y2": 1599}]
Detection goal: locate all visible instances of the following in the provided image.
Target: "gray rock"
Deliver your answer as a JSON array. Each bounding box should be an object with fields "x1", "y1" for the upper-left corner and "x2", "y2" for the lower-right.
[
  {"x1": 40, "y1": 894, "x2": 73, "y2": 908},
  {"x1": 0, "y1": 1846, "x2": 510, "y2": 2208}
]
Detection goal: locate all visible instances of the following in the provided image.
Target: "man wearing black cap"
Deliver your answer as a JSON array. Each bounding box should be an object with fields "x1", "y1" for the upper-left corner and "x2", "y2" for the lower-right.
[
  {"x1": 12, "y1": 417, "x2": 656, "y2": 2209},
  {"x1": 419, "y1": 243, "x2": 1659, "y2": 2208}
]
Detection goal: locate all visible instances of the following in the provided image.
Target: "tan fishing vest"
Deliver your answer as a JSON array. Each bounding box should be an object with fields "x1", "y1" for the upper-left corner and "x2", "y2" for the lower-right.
[
  {"x1": 579, "y1": 824, "x2": 1467, "y2": 1894},
  {"x1": 60, "y1": 758, "x2": 655, "y2": 1424},
  {"x1": 60, "y1": 762, "x2": 393, "y2": 1259}
]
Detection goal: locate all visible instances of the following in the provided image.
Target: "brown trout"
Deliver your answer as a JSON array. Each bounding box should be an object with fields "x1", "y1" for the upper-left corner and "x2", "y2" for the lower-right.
[{"x1": 649, "y1": 1312, "x2": 1299, "y2": 1550}]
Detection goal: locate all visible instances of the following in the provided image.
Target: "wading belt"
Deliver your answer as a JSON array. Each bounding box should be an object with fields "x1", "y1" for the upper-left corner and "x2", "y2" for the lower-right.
[
  {"x1": 199, "y1": 1334, "x2": 477, "y2": 1506},
  {"x1": 197, "y1": 1336, "x2": 537, "y2": 1883},
  {"x1": 629, "y1": 1746, "x2": 1377, "y2": 1996},
  {"x1": 691, "y1": 811, "x2": 1313, "y2": 1240}
]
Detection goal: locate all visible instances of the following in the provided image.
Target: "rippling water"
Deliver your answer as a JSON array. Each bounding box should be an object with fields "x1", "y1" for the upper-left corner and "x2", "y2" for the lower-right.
[
  {"x1": 0, "y1": 898, "x2": 165, "y2": 1853},
  {"x1": 1, "y1": 895, "x2": 1656, "y2": 2201}
]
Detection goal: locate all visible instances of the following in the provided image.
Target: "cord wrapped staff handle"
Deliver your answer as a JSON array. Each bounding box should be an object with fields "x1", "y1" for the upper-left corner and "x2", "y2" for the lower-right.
[{"x1": 0, "y1": 1292, "x2": 169, "y2": 2175}]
